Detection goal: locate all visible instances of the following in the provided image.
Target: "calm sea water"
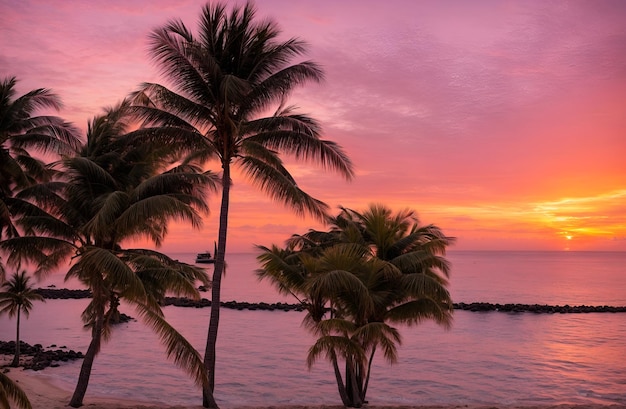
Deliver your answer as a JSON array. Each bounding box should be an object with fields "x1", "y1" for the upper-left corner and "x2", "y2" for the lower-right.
[{"x1": 1, "y1": 251, "x2": 625, "y2": 407}]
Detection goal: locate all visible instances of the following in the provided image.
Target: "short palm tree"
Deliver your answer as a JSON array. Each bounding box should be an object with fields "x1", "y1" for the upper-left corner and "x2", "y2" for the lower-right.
[
  {"x1": 0, "y1": 270, "x2": 44, "y2": 367},
  {"x1": 257, "y1": 204, "x2": 454, "y2": 407},
  {"x1": 0, "y1": 101, "x2": 219, "y2": 407},
  {"x1": 0, "y1": 372, "x2": 32, "y2": 409},
  {"x1": 129, "y1": 3, "x2": 354, "y2": 407},
  {"x1": 0, "y1": 76, "x2": 80, "y2": 280}
]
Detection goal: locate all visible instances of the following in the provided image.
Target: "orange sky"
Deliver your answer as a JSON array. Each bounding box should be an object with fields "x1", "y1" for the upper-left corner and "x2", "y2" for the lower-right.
[{"x1": 1, "y1": 0, "x2": 625, "y2": 252}]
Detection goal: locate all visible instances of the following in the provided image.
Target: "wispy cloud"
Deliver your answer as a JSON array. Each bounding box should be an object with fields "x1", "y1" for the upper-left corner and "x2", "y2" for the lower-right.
[{"x1": 2, "y1": 0, "x2": 624, "y2": 251}]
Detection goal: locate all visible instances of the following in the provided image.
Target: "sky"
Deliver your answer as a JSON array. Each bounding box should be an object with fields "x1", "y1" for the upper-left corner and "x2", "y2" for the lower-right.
[{"x1": 1, "y1": 0, "x2": 625, "y2": 253}]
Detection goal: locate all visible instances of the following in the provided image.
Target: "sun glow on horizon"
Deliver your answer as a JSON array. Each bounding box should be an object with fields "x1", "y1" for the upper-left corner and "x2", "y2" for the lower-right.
[{"x1": 414, "y1": 189, "x2": 626, "y2": 251}]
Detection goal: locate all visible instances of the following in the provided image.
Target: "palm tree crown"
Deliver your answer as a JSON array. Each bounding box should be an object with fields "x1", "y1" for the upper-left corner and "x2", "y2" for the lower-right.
[
  {"x1": 0, "y1": 76, "x2": 80, "y2": 280},
  {"x1": 257, "y1": 204, "x2": 455, "y2": 407},
  {"x1": 0, "y1": 270, "x2": 44, "y2": 367},
  {"x1": 0, "y1": 76, "x2": 80, "y2": 221}
]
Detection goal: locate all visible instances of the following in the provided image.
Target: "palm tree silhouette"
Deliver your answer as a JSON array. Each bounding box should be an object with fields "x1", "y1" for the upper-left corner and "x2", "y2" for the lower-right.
[
  {"x1": 257, "y1": 204, "x2": 455, "y2": 407},
  {"x1": 1, "y1": 101, "x2": 218, "y2": 407},
  {"x1": 0, "y1": 270, "x2": 44, "y2": 367},
  {"x1": 0, "y1": 76, "x2": 80, "y2": 280},
  {"x1": 130, "y1": 3, "x2": 354, "y2": 406}
]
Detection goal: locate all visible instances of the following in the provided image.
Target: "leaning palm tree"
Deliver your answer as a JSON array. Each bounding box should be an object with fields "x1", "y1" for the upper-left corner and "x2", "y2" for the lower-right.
[
  {"x1": 0, "y1": 101, "x2": 219, "y2": 407},
  {"x1": 129, "y1": 3, "x2": 354, "y2": 406},
  {"x1": 0, "y1": 372, "x2": 32, "y2": 409},
  {"x1": 0, "y1": 270, "x2": 44, "y2": 367},
  {"x1": 0, "y1": 76, "x2": 80, "y2": 281},
  {"x1": 257, "y1": 204, "x2": 454, "y2": 407}
]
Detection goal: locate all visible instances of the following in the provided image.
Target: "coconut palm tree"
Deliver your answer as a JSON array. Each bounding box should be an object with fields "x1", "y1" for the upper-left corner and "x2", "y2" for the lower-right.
[
  {"x1": 0, "y1": 270, "x2": 44, "y2": 367},
  {"x1": 0, "y1": 101, "x2": 219, "y2": 407},
  {"x1": 129, "y1": 3, "x2": 354, "y2": 406},
  {"x1": 0, "y1": 76, "x2": 80, "y2": 280},
  {"x1": 257, "y1": 204, "x2": 454, "y2": 407},
  {"x1": 0, "y1": 372, "x2": 32, "y2": 409}
]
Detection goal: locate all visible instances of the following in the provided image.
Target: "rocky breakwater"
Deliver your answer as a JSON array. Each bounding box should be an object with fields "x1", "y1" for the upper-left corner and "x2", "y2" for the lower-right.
[
  {"x1": 35, "y1": 288, "x2": 626, "y2": 313},
  {"x1": 34, "y1": 288, "x2": 91, "y2": 299},
  {"x1": 162, "y1": 297, "x2": 306, "y2": 312},
  {"x1": 0, "y1": 341, "x2": 83, "y2": 371},
  {"x1": 454, "y1": 302, "x2": 626, "y2": 313}
]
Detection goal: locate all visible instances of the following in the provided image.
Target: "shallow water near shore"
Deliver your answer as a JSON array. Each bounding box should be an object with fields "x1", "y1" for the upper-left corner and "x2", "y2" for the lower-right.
[{"x1": 1, "y1": 251, "x2": 625, "y2": 407}]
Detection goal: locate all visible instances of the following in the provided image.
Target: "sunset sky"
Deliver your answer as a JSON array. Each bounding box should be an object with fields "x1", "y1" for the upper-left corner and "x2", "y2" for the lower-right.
[{"x1": 2, "y1": 0, "x2": 625, "y2": 253}]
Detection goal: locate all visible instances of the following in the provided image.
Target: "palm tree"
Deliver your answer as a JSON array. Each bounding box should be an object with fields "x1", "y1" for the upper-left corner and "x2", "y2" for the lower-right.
[
  {"x1": 129, "y1": 3, "x2": 354, "y2": 406},
  {"x1": 0, "y1": 372, "x2": 32, "y2": 409},
  {"x1": 257, "y1": 204, "x2": 454, "y2": 407},
  {"x1": 0, "y1": 270, "x2": 44, "y2": 367},
  {"x1": 0, "y1": 76, "x2": 80, "y2": 281},
  {"x1": 0, "y1": 101, "x2": 219, "y2": 407}
]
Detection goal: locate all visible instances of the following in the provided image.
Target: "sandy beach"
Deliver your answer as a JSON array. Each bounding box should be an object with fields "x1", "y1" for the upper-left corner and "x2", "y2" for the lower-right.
[
  {"x1": 3, "y1": 365, "x2": 626, "y2": 409},
  {"x1": 3, "y1": 366, "x2": 199, "y2": 409}
]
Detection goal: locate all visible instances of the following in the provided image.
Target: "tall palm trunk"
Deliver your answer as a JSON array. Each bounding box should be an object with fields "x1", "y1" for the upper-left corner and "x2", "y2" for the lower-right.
[
  {"x1": 69, "y1": 309, "x2": 104, "y2": 407},
  {"x1": 11, "y1": 308, "x2": 21, "y2": 367},
  {"x1": 202, "y1": 164, "x2": 230, "y2": 409}
]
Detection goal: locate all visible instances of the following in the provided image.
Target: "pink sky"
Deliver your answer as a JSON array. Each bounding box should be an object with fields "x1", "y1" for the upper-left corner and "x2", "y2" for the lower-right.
[{"x1": 2, "y1": 0, "x2": 625, "y2": 253}]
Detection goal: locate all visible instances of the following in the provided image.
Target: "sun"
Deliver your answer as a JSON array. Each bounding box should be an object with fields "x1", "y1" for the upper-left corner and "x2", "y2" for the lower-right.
[{"x1": 566, "y1": 235, "x2": 573, "y2": 240}]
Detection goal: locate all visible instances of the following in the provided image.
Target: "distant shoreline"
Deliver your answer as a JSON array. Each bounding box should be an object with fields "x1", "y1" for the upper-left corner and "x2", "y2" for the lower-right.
[{"x1": 34, "y1": 288, "x2": 626, "y2": 313}]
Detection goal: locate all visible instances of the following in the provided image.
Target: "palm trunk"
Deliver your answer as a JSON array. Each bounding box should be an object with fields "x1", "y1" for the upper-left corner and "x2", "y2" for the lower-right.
[
  {"x1": 202, "y1": 164, "x2": 230, "y2": 409},
  {"x1": 69, "y1": 314, "x2": 103, "y2": 407},
  {"x1": 345, "y1": 358, "x2": 363, "y2": 408},
  {"x1": 11, "y1": 309, "x2": 21, "y2": 367},
  {"x1": 330, "y1": 350, "x2": 351, "y2": 406},
  {"x1": 361, "y1": 345, "x2": 376, "y2": 402}
]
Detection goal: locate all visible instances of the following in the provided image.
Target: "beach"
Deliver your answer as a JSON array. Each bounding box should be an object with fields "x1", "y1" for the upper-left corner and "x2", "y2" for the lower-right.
[
  {"x1": 4, "y1": 366, "x2": 195, "y2": 409},
  {"x1": 5, "y1": 366, "x2": 626, "y2": 409}
]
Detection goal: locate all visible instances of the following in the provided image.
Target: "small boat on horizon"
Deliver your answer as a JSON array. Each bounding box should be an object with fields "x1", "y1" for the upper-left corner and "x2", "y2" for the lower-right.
[
  {"x1": 196, "y1": 251, "x2": 215, "y2": 264},
  {"x1": 196, "y1": 242, "x2": 217, "y2": 264}
]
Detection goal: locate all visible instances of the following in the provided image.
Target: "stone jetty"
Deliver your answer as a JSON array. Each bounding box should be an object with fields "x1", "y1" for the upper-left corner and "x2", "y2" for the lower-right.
[{"x1": 34, "y1": 288, "x2": 626, "y2": 313}]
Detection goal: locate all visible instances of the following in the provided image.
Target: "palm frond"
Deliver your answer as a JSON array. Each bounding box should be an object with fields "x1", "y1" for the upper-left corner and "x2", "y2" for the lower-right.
[
  {"x1": 386, "y1": 299, "x2": 453, "y2": 328},
  {"x1": 72, "y1": 248, "x2": 147, "y2": 301},
  {"x1": 134, "y1": 303, "x2": 209, "y2": 388},
  {"x1": 399, "y1": 271, "x2": 452, "y2": 301},
  {"x1": 246, "y1": 129, "x2": 354, "y2": 180},
  {"x1": 0, "y1": 236, "x2": 76, "y2": 278},
  {"x1": 245, "y1": 61, "x2": 324, "y2": 114},
  {"x1": 352, "y1": 322, "x2": 401, "y2": 364},
  {"x1": 255, "y1": 244, "x2": 307, "y2": 298},
  {"x1": 238, "y1": 155, "x2": 329, "y2": 220},
  {"x1": 306, "y1": 335, "x2": 365, "y2": 369},
  {"x1": 0, "y1": 372, "x2": 32, "y2": 409},
  {"x1": 392, "y1": 251, "x2": 452, "y2": 279},
  {"x1": 310, "y1": 317, "x2": 357, "y2": 337},
  {"x1": 115, "y1": 195, "x2": 204, "y2": 245},
  {"x1": 306, "y1": 268, "x2": 374, "y2": 318}
]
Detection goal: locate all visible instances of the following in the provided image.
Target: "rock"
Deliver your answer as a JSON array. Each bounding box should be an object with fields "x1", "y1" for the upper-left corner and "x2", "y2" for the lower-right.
[{"x1": 0, "y1": 341, "x2": 84, "y2": 370}]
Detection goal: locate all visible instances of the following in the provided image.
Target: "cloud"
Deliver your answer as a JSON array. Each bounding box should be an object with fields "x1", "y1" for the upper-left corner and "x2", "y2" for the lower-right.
[{"x1": 2, "y1": 0, "x2": 625, "y2": 251}]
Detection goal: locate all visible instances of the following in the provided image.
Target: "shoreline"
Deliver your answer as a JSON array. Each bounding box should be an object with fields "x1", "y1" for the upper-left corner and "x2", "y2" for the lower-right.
[{"x1": 3, "y1": 365, "x2": 626, "y2": 409}]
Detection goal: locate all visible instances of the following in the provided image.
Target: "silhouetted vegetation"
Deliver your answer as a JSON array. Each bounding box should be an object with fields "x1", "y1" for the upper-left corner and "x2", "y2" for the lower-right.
[
  {"x1": 0, "y1": 271, "x2": 44, "y2": 367},
  {"x1": 257, "y1": 204, "x2": 454, "y2": 407},
  {"x1": 129, "y1": 2, "x2": 354, "y2": 407}
]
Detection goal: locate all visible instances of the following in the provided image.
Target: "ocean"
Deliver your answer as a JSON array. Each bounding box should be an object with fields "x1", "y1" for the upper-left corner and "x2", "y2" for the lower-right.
[{"x1": 1, "y1": 251, "x2": 625, "y2": 407}]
